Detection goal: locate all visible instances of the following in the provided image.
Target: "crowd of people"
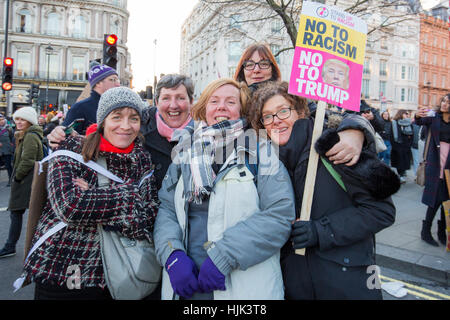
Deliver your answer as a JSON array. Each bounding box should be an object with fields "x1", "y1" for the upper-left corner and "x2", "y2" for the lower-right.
[{"x1": 0, "y1": 42, "x2": 447, "y2": 300}]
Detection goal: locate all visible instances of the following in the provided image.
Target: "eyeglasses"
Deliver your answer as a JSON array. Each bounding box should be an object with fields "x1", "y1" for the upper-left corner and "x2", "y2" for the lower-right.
[
  {"x1": 243, "y1": 60, "x2": 272, "y2": 71},
  {"x1": 260, "y1": 107, "x2": 294, "y2": 125}
]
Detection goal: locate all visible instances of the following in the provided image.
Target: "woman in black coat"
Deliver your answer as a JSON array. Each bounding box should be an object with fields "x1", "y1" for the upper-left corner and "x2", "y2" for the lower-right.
[
  {"x1": 378, "y1": 111, "x2": 392, "y2": 165},
  {"x1": 415, "y1": 93, "x2": 450, "y2": 247},
  {"x1": 390, "y1": 110, "x2": 414, "y2": 183},
  {"x1": 249, "y1": 82, "x2": 398, "y2": 299}
]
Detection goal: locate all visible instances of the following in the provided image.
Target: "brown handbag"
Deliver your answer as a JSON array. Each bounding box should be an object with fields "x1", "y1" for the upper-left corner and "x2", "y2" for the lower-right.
[
  {"x1": 415, "y1": 128, "x2": 431, "y2": 187},
  {"x1": 23, "y1": 162, "x2": 48, "y2": 260}
]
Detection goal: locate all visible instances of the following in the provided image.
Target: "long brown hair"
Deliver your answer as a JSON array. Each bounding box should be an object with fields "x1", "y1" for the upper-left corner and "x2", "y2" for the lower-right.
[
  {"x1": 393, "y1": 110, "x2": 410, "y2": 121},
  {"x1": 233, "y1": 43, "x2": 281, "y2": 84}
]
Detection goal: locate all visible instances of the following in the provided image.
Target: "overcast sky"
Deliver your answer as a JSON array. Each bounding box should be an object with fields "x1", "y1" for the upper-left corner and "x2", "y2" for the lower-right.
[{"x1": 127, "y1": 0, "x2": 198, "y2": 91}]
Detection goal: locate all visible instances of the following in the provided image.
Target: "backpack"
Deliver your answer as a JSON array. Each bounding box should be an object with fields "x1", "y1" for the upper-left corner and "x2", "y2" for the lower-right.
[{"x1": 30, "y1": 132, "x2": 50, "y2": 158}]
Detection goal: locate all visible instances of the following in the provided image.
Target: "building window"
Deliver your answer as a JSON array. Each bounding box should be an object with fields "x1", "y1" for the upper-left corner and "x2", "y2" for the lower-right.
[
  {"x1": 408, "y1": 88, "x2": 414, "y2": 102},
  {"x1": 379, "y1": 81, "x2": 387, "y2": 98},
  {"x1": 408, "y1": 66, "x2": 414, "y2": 81},
  {"x1": 363, "y1": 58, "x2": 370, "y2": 74},
  {"x1": 362, "y1": 79, "x2": 370, "y2": 98},
  {"x1": 380, "y1": 38, "x2": 388, "y2": 50},
  {"x1": 18, "y1": 9, "x2": 32, "y2": 33},
  {"x1": 270, "y1": 44, "x2": 280, "y2": 64},
  {"x1": 17, "y1": 51, "x2": 31, "y2": 77},
  {"x1": 400, "y1": 88, "x2": 405, "y2": 102},
  {"x1": 401, "y1": 65, "x2": 406, "y2": 80},
  {"x1": 423, "y1": 93, "x2": 428, "y2": 106},
  {"x1": 47, "y1": 12, "x2": 60, "y2": 36},
  {"x1": 228, "y1": 41, "x2": 241, "y2": 63},
  {"x1": 73, "y1": 15, "x2": 87, "y2": 38},
  {"x1": 379, "y1": 60, "x2": 387, "y2": 76},
  {"x1": 443, "y1": 56, "x2": 447, "y2": 68},
  {"x1": 229, "y1": 14, "x2": 241, "y2": 29},
  {"x1": 433, "y1": 73, "x2": 437, "y2": 87},
  {"x1": 271, "y1": 19, "x2": 282, "y2": 34},
  {"x1": 423, "y1": 52, "x2": 428, "y2": 64},
  {"x1": 442, "y1": 76, "x2": 446, "y2": 89},
  {"x1": 423, "y1": 72, "x2": 428, "y2": 85},
  {"x1": 72, "y1": 56, "x2": 85, "y2": 81}
]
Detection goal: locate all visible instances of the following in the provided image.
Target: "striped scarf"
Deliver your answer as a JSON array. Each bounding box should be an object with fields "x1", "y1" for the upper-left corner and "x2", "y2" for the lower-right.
[{"x1": 186, "y1": 119, "x2": 246, "y2": 204}]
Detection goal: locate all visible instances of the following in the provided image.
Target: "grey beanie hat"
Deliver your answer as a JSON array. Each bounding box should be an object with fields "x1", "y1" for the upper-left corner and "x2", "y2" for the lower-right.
[{"x1": 97, "y1": 87, "x2": 144, "y2": 125}]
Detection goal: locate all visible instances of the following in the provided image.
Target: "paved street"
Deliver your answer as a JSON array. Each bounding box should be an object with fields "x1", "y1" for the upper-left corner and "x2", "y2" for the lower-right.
[{"x1": 0, "y1": 161, "x2": 450, "y2": 300}]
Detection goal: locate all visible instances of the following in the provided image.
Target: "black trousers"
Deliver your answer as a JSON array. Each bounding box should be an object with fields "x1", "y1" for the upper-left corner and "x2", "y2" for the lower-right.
[
  {"x1": 281, "y1": 251, "x2": 382, "y2": 300},
  {"x1": 34, "y1": 282, "x2": 113, "y2": 300},
  {"x1": 4, "y1": 209, "x2": 25, "y2": 250}
]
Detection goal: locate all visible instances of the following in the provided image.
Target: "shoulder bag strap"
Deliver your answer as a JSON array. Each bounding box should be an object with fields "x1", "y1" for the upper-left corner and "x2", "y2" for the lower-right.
[
  {"x1": 320, "y1": 157, "x2": 347, "y2": 192},
  {"x1": 423, "y1": 127, "x2": 432, "y2": 160}
]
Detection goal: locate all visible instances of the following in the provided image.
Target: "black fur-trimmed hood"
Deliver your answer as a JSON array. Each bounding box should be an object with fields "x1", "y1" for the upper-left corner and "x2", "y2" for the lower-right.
[{"x1": 315, "y1": 128, "x2": 401, "y2": 200}]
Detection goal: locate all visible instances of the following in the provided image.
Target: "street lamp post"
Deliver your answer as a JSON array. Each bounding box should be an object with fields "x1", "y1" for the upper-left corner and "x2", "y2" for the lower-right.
[{"x1": 45, "y1": 44, "x2": 53, "y2": 113}]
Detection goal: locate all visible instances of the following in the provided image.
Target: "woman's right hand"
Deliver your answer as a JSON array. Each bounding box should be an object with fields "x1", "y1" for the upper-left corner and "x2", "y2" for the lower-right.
[
  {"x1": 165, "y1": 250, "x2": 199, "y2": 298},
  {"x1": 416, "y1": 106, "x2": 429, "y2": 118}
]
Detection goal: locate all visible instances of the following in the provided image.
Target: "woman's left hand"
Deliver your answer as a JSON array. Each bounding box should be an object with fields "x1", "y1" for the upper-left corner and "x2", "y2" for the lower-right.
[
  {"x1": 73, "y1": 178, "x2": 90, "y2": 191},
  {"x1": 325, "y1": 129, "x2": 364, "y2": 166}
]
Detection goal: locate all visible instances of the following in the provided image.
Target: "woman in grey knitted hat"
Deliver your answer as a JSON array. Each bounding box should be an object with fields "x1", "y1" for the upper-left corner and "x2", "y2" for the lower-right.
[{"x1": 20, "y1": 87, "x2": 161, "y2": 300}]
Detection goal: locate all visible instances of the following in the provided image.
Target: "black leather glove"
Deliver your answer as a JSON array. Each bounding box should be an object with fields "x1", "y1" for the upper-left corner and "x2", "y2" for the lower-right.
[{"x1": 291, "y1": 220, "x2": 319, "y2": 249}]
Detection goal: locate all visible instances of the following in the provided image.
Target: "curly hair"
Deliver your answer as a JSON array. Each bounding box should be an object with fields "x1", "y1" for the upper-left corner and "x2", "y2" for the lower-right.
[{"x1": 248, "y1": 81, "x2": 309, "y2": 131}]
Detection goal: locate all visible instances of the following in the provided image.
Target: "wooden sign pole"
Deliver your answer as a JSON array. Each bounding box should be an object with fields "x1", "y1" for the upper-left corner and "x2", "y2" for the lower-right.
[{"x1": 295, "y1": 100, "x2": 327, "y2": 256}]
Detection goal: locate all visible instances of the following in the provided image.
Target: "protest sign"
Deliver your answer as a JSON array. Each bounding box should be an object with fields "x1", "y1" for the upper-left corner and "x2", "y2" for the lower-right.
[
  {"x1": 289, "y1": 1, "x2": 367, "y2": 111},
  {"x1": 290, "y1": 2, "x2": 367, "y2": 255}
]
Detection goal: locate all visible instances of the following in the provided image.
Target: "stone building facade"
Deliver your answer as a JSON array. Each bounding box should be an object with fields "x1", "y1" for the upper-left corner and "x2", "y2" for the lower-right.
[{"x1": 0, "y1": 0, "x2": 131, "y2": 115}]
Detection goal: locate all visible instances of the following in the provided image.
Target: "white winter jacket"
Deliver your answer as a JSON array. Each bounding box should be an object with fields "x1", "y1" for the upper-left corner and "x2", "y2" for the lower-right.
[{"x1": 154, "y1": 138, "x2": 295, "y2": 300}]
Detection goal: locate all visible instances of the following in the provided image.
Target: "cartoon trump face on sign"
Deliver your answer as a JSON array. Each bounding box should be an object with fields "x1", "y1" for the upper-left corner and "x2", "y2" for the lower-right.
[{"x1": 322, "y1": 59, "x2": 350, "y2": 90}]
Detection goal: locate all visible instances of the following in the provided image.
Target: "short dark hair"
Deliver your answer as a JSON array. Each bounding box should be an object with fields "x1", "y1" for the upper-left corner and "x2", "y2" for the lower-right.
[{"x1": 155, "y1": 74, "x2": 194, "y2": 104}]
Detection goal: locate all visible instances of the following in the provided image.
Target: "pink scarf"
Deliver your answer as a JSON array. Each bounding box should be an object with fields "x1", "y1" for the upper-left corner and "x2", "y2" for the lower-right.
[{"x1": 156, "y1": 111, "x2": 192, "y2": 142}]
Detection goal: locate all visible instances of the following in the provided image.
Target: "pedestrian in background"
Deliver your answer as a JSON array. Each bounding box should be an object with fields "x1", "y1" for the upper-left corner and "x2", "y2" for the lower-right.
[
  {"x1": 415, "y1": 93, "x2": 450, "y2": 247},
  {"x1": 20, "y1": 87, "x2": 159, "y2": 299},
  {"x1": 154, "y1": 78, "x2": 295, "y2": 300},
  {"x1": 378, "y1": 111, "x2": 392, "y2": 165},
  {"x1": 391, "y1": 110, "x2": 414, "y2": 183},
  {"x1": 0, "y1": 114, "x2": 14, "y2": 185},
  {"x1": 0, "y1": 107, "x2": 43, "y2": 258}
]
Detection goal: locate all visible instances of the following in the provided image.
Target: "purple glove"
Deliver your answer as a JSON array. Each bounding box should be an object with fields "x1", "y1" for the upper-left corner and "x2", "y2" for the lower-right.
[
  {"x1": 165, "y1": 250, "x2": 199, "y2": 298},
  {"x1": 198, "y1": 257, "x2": 226, "y2": 293}
]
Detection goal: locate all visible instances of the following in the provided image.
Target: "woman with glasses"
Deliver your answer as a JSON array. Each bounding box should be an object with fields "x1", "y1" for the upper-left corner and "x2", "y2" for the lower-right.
[
  {"x1": 249, "y1": 81, "x2": 397, "y2": 299},
  {"x1": 234, "y1": 43, "x2": 281, "y2": 92}
]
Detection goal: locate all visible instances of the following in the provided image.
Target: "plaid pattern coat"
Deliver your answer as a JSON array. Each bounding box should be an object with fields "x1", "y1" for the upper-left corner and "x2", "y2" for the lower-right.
[
  {"x1": 415, "y1": 114, "x2": 450, "y2": 208},
  {"x1": 22, "y1": 136, "x2": 160, "y2": 289}
]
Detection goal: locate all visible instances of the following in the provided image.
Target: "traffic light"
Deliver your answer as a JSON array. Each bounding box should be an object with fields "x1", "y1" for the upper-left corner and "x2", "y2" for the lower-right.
[
  {"x1": 31, "y1": 84, "x2": 40, "y2": 100},
  {"x1": 103, "y1": 34, "x2": 118, "y2": 69},
  {"x1": 2, "y1": 57, "x2": 14, "y2": 92}
]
